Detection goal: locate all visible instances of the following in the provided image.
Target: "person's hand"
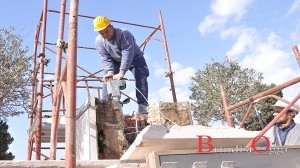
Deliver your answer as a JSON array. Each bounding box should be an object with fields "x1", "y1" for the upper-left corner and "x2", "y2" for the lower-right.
[
  {"x1": 113, "y1": 73, "x2": 124, "y2": 80},
  {"x1": 103, "y1": 72, "x2": 114, "y2": 83}
]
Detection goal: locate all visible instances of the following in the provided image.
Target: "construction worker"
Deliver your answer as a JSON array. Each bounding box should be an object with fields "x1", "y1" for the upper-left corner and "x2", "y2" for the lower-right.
[
  {"x1": 93, "y1": 15, "x2": 149, "y2": 115},
  {"x1": 264, "y1": 98, "x2": 300, "y2": 146}
]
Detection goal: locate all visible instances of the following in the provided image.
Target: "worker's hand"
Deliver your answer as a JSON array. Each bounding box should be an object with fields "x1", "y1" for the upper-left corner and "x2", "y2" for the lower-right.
[
  {"x1": 113, "y1": 73, "x2": 124, "y2": 80},
  {"x1": 103, "y1": 72, "x2": 114, "y2": 83}
]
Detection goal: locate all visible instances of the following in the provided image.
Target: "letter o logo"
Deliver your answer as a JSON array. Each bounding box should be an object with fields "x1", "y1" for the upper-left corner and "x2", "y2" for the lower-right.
[{"x1": 252, "y1": 135, "x2": 270, "y2": 153}]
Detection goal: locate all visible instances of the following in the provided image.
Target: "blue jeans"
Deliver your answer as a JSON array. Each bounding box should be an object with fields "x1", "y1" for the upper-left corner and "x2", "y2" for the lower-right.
[{"x1": 102, "y1": 57, "x2": 149, "y2": 105}]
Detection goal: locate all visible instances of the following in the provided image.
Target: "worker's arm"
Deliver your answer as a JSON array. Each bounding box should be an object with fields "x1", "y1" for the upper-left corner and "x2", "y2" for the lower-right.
[
  {"x1": 118, "y1": 29, "x2": 135, "y2": 75},
  {"x1": 95, "y1": 36, "x2": 115, "y2": 75}
]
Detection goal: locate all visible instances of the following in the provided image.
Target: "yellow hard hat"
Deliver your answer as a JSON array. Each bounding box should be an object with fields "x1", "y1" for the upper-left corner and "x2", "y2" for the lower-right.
[{"x1": 93, "y1": 16, "x2": 111, "y2": 32}]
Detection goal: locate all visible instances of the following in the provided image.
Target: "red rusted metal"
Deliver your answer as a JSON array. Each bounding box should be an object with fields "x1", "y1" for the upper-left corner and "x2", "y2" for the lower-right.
[
  {"x1": 245, "y1": 94, "x2": 300, "y2": 147},
  {"x1": 159, "y1": 10, "x2": 177, "y2": 103},
  {"x1": 139, "y1": 26, "x2": 161, "y2": 50},
  {"x1": 49, "y1": 0, "x2": 67, "y2": 160},
  {"x1": 65, "y1": 0, "x2": 78, "y2": 167},
  {"x1": 28, "y1": 1, "x2": 177, "y2": 161},
  {"x1": 239, "y1": 102, "x2": 254, "y2": 129},
  {"x1": 239, "y1": 94, "x2": 300, "y2": 129},
  {"x1": 43, "y1": 44, "x2": 105, "y2": 83},
  {"x1": 27, "y1": 11, "x2": 43, "y2": 160},
  {"x1": 42, "y1": 93, "x2": 52, "y2": 99},
  {"x1": 49, "y1": 81, "x2": 53, "y2": 101},
  {"x1": 220, "y1": 85, "x2": 234, "y2": 127},
  {"x1": 254, "y1": 94, "x2": 300, "y2": 111},
  {"x1": 85, "y1": 81, "x2": 91, "y2": 98},
  {"x1": 227, "y1": 77, "x2": 300, "y2": 111},
  {"x1": 48, "y1": 9, "x2": 158, "y2": 29},
  {"x1": 292, "y1": 45, "x2": 300, "y2": 68},
  {"x1": 35, "y1": 0, "x2": 48, "y2": 160}
]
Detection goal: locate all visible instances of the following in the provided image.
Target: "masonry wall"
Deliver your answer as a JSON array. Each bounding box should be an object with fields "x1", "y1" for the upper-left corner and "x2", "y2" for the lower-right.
[
  {"x1": 76, "y1": 97, "x2": 98, "y2": 160},
  {"x1": 148, "y1": 101, "x2": 193, "y2": 126}
]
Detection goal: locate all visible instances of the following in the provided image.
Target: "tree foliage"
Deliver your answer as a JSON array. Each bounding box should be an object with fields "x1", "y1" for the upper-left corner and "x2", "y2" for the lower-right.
[
  {"x1": 189, "y1": 57, "x2": 281, "y2": 130},
  {"x1": 0, "y1": 120, "x2": 14, "y2": 160},
  {"x1": 0, "y1": 27, "x2": 31, "y2": 119},
  {"x1": 243, "y1": 89, "x2": 280, "y2": 131}
]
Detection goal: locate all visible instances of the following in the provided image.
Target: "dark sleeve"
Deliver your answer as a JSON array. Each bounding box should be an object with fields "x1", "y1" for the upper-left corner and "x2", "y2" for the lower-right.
[
  {"x1": 95, "y1": 36, "x2": 115, "y2": 74},
  {"x1": 118, "y1": 30, "x2": 134, "y2": 74}
]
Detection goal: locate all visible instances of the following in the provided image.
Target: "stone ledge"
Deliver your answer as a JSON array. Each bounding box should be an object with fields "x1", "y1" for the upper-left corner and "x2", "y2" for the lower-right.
[{"x1": 0, "y1": 160, "x2": 121, "y2": 168}]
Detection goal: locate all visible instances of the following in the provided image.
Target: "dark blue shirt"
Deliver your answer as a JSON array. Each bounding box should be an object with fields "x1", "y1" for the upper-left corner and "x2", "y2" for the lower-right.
[
  {"x1": 260, "y1": 120, "x2": 296, "y2": 146},
  {"x1": 275, "y1": 120, "x2": 296, "y2": 145}
]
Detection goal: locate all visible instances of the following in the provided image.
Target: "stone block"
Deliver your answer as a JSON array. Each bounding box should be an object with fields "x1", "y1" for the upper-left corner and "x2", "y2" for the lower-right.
[{"x1": 148, "y1": 102, "x2": 193, "y2": 126}]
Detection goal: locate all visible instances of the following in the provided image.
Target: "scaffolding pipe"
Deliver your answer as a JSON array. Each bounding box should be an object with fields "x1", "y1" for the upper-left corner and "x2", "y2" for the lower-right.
[
  {"x1": 239, "y1": 103, "x2": 254, "y2": 128},
  {"x1": 227, "y1": 77, "x2": 300, "y2": 111},
  {"x1": 28, "y1": 4, "x2": 181, "y2": 160},
  {"x1": 159, "y1": 10, "x2": 177, "y2": 103},
  {"x1": 254, "y1": 95, "x2": 300, "y2": 111},
  {"x1": 220, "y1": 85, "x2": 234, "y2": 127},
  {"x1": 48, "y1": 9, "x2": 158, "y2": 29},
  {"x1": 53, "y1": 62, "x2": 67, "y2": 106},
  {"x1": 50, "y1": 0, "x2": 67, "y2": 160},
  {"x1": 245, "y1": 94, "x2": 300, "y2": 147},
  {"x1": 139, "y1": 26, "x2": 160, "y2": 49},
  {"x1": 49, "y1": 81, "x2": 53, "y2": 101},
  {"x1": 35, "y1": 0, "x2": 48, "y2": 160},
  {"x1": 65, "y1": 0, "x2": 78, "y2": 167},
  {"x1": 292, "y1": 45, "x2": 300, "y2": 68},
  {"x1": 85, "y1": 81, "x2": 90, "y2": 97},
  {"x1": 27, "y1": 11, "x2": 43, "y2": 160},
  {"x1": 43, "y1": 44, "x2": 104, "y2": 82},
  {"x1": 239, "y1": 94, "x2": 300, "y2": 128}
]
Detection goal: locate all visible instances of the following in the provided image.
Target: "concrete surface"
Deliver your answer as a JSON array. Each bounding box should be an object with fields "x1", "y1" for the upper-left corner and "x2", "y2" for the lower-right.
[
  {"x1": 0, "y1": 160, "x2": 119, "y2": 168},
  {"x1": 0, "y1": 160, "x2": 147, "y2": 168},
  {"x1": 121, "y1": 125, "x2": 264, "y2": 160}
]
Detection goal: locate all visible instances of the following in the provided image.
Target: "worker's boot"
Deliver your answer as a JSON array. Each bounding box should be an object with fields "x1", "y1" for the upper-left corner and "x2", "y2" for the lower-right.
[
  {"x1": 130, "y1": 103, "x2": 149, "y2": 123},
  {"x1": 138, "y1": 103, "x2": 148, "y2": 116}
]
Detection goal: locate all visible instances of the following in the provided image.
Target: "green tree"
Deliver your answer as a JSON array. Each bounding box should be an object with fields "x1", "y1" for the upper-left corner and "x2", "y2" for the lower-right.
[
  {"x1": 243, "y1": 85, "x2": 282, "y2": 131},
  {"x1": 0, "y1": 27, "x2": 31, "y2": 119},
  {"x1": 190, "y1": 57, "x2": 281, "y2": 130},
  {"x1": 0, "y1": 120, "x2": 14, "y2": 160}
]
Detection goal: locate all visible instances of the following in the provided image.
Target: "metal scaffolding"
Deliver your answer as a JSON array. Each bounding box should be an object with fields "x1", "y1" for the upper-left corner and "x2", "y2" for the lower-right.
[
  {"x1": 219, "y1": 45, "x2": 300, "y2": 146},
  {"x1": 27, "y1": 0, "x2": 300, "y2": 167},
  {"x1": 27, "y1": 0, "x2": 177, "y2": 167}
]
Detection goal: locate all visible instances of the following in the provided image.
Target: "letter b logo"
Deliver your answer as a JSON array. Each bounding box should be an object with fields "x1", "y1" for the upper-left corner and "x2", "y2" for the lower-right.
[{"x1": 197, "y1": 135, "x2": 214, "y2": 152}]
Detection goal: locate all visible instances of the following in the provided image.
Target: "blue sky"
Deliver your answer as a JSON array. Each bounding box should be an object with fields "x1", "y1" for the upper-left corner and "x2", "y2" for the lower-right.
[{"x1": 1, "y1": 0, "x2": 300, "y2": 160}]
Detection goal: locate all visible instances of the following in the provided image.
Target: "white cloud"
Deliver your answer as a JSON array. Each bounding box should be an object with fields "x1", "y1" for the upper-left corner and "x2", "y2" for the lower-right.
[
  {"x1": 153, "y1": 61, "x2": 196, "y2": 85},
  {"x1": 290, "y1": 31, "x2": 300, "y2": 42},
  {"x1": 237, "y1": 32, "x2": 300, "y2": 99},
  {"x1": 285, "y1": 0, "x2": 300, "y2": 17},
  {"x1": 153, "y1": 64, "x2": 166, "y2": 77},
  {"x1": 290, "y1": 20, "x2": 300, "y2": 41},
  {"x1": 149, "y1": 86, "x2": 173, "y2": 103},
  {"x1": 199, "y1": 0, "x2": 253, "y2": 35},
  {"x1": 148, "y1": 85, "x2": 192, "y2": 103},
  {"x1": 171, "y1": 62, "x2": 196, "y2": 86},
  {"x1": 211, "y1": 0, "x2": 252, "y2": 19},
  {"x1": 199, "y1": 0, "x2": 300, "y2": 113},
  {"x1": 240, "y1": 32, "x2": 295, "y2": 84},
  {"x1": 148, "y1": 62, "x2": 196, "y2": 103},
  {"x1": 199, "y1": 15, "x2": 226, "y2": 35},
  {"x1": 220, "y1": 27, "x2": 256, "y2": 58}
]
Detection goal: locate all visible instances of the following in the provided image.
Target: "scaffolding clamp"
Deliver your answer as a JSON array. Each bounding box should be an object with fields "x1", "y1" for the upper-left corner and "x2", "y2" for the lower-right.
[
  {"x1": 56, "y1": 39, "x2": 68, "y2": 53},
  {"x1": 41, "y1": 57, "x2": 50, "y2": 66},
  {"x1": 164, "y1": 71, "x2": 174, "y2": 77}
]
